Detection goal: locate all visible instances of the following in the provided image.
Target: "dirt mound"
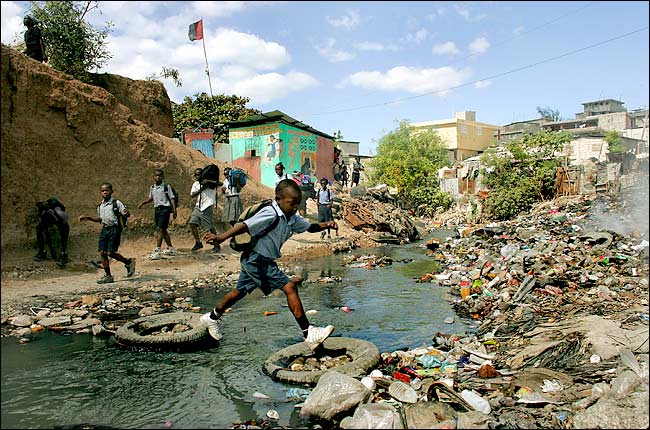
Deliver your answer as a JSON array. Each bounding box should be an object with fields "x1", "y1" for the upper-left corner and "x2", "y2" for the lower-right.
[{"x1": 0, "y1": 44, "x2": 273, "y2": 256}]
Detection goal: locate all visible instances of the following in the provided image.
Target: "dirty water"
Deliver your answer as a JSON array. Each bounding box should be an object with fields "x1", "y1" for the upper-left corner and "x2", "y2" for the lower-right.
[{"x1": 1, "y1": 231, "x2": 470, "y2": 429}]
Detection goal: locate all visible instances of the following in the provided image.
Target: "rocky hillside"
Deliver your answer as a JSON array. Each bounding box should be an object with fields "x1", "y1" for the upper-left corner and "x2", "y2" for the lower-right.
[{"x1": 0, "y1": 44, "x2": 272, "y2": 250}]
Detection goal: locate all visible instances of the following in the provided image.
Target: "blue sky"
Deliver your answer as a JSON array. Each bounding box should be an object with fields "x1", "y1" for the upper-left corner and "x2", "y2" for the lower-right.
[{"x1": 2, "y1": 1, "x2": 648, "y2": 155}]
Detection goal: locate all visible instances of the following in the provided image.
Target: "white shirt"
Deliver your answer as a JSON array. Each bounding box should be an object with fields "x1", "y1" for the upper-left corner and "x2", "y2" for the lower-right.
[
  {"x1": 274, "y1": 173, "x2": 292, "y2": 187},
  {"x1": 190, "y1": 181, "x2": 217, "y2": 211},
  {"x1": 97, "y1": 198, "x2": 126, "y2": 227},
  {"x1": 222, "y1": 178, "x2": 240, "y2": 196},
  {"x1": 149, "y1": 183, "x2": 174, "y2": 207},
  {"x1": 245, "y1": 200, "x2": 311, "y2": 259}
]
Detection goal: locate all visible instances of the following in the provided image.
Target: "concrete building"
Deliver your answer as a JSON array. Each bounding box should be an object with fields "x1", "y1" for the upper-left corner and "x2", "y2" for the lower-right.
[
  {"x1": 410, "y1": 111, "x2": 502, "y2": 163},
  {"x1": 225, "y1": 111, "x2": 335, "y2": 189}
]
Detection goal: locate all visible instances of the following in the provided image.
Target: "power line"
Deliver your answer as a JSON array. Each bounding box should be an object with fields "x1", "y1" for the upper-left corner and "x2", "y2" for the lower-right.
[
  {"x1": 306, "y1": 1, "x2": 595, "y2": 114},
  {"x1": 304, "y1": 26, "x2": 649, "y2": 117}
]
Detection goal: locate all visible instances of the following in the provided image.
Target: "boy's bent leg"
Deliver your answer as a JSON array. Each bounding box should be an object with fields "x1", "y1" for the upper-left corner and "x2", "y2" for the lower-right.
[{"x1": 281, "y1": 281, "x2": 334, "y2": 349}]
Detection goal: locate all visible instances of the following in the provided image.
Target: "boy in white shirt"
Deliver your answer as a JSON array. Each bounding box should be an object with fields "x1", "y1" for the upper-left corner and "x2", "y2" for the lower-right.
[{"x1": 189, "y1": 168, "x2": 219, "y2": 252}]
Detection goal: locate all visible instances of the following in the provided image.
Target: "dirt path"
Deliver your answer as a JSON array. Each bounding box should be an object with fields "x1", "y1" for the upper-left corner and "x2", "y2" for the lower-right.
[{"x1": 0, "y1": 222, "x2": 371, "y2": 311}]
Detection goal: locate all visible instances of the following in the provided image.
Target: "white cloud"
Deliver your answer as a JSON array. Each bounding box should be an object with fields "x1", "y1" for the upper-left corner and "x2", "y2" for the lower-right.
[
  {"x1": 326, "y1": 9, "x2": 361, "y2": 29},
  {"x1": 432, "y1": 41, "x2": 460, "y2": 55},
  {"x1": 1, "y1": 1, "x2": 26, "y2": 44},
  {"x1": 230, "y1": 71, "x2": 319, "y2": 104},
  {"x1": 354, "y1": 41, "x2": 399, "y2": 52},
  {"x1": 317, "y1": 38, "x2": 355, "y2": 62},
  {"x1": 344, "y1": 66, "x2": 472, "y2": 96},
  {"x1": 454, "y1": 4, "x2": 487, "y2": 22},
  {"x1": 405, "y1": 28, "x2": 428, "y2": 44},
  {"x1": 474, "y1": 80, "x2": 492, "y2": 89},
  {"x1": 469, "y1": 37, "x2": 490, "y2": 55}
]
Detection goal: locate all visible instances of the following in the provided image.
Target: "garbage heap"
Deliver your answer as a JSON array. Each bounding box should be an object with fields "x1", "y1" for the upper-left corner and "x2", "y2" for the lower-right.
[
  {"x1": 298, "y1": 192, "x2": 648, "y2": 429},
  {"x1": 338, "y1": 185, "x2": 421, "y2": 244}
]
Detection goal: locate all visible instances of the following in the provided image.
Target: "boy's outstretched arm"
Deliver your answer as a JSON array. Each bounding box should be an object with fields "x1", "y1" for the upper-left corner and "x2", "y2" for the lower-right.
[
  {"x1": 203, "y1": 222, "x2": 249, "y2": 246},
  {"x1": 307, "y1": 221, "x2": 338, "y2": 233}
]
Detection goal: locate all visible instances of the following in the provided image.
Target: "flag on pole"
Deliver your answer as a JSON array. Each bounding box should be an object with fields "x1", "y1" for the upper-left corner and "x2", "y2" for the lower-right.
[{"x1": 188, "y1": 19, "x2": 203, "y2": 41}]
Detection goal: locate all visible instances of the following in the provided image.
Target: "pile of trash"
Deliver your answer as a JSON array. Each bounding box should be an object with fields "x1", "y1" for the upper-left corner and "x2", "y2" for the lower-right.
[{"x1": 290, "y1": 192, "x2": 648, "y2": 428}]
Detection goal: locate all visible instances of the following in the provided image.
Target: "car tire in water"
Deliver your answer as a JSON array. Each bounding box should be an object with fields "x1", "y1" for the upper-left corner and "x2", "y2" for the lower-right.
[
  {"x1": 115, "y1": 312, "x2": 214, "y2": 351},
  {"x1": 263, "y1": 337, "x2": 380, "y2": 385}
]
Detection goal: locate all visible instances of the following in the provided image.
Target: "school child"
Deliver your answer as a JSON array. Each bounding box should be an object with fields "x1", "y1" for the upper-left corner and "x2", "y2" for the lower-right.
[
  {"x1": 33, "y1": 197, "x2": 69, "y2": 267},
  {"x1": 200, "y1": 179, "x2": 338, "y2": 349},
  {"x1": 79, "y1": 183, "x2": 136, "y2": 284},
  {"x1": 315, "y1": 177, "x2": 334, "y2": 239},
  {"x1": 189, "y1": 167, "x2": 219, "y2": 252},
  {"x1": 221, "y1": 167, "x2": 243, "y2": 227},
  {"x1": 137, "y1": 169, "x2": 177, "y2": 259},
  {"x1": 274, "y1": 162, "x2": 292, "y2": 187}
]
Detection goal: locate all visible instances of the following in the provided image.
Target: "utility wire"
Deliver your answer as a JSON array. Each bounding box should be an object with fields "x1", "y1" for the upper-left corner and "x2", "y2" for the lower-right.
[
  {"x1": 306, "y1": 1, "x2": 595, "y2": 114},
  {"x1": 305, "y1": 26, "x2": 649, "y2": 117}
]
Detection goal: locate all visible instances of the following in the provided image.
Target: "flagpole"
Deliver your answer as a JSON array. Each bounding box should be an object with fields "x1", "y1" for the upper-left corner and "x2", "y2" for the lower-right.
[{"x1": 200, "y1": 17, "x2": 213, "y2": 97}]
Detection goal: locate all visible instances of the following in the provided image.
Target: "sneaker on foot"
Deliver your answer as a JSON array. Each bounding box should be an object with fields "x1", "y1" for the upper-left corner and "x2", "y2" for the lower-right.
[
  {"x1": 191, "y1": 242, "x2": 204, "y2": 252},
  {"x1": 200, "y1": 313, "x2": 222, "y2": 341},
  {"x1": 150, "y1": 250, "x2": 162, "y2": 260},
  {"x1": 33, "y1": 252, "x2": 47, "y2": 262},
  {"x1": 56, "y1": 253, "x2": 69, "y2": 268},
  {"x1": 126, "y1": 258, "x2": 136, "y2": 277},
  {"x1": 97, "y1": 275, "x2": 115, "y2": 284},
  {"x1": 305, "y1": 325, "x2": 334, "y2": 350},
  {"x1": 162, "y1": 247, "x2": 176, "y2": 256}
]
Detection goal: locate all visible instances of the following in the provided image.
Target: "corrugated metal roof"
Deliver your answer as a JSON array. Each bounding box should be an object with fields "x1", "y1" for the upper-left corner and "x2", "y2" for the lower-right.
[{"x1": 225, "y1": 110, "x2": 333, "y2": 139}]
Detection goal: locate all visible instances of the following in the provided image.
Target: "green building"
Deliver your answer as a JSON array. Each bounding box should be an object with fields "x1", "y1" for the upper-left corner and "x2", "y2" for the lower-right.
[{"x1": 226, "y1": 111, "x2": 335, "y2": 189}]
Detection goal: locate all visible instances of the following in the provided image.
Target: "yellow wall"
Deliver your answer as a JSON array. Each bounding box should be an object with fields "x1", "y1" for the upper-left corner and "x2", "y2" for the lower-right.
[{"x1": 411, "y1": 119, "x2": 502, "y2": 157}]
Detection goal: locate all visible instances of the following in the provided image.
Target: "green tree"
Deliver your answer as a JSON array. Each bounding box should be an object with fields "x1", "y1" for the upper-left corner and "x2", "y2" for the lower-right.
[
  {"x1": 370, "y1": 120, "x2": 452, "y2": 212},
  {"x1": 171, "y1": 93, "x2": 261, "y2": 142},
  {"x1": 536, "y1": 106, "x2": 562, "y2": 122},
  {"x1": 605, "y1": 130, "x2": 625, "y2": 153},
  {"x1": 28, "y1": 1, "x2": 113, "y2": 83},
  {"x1": 480, "y1": 130, "x2": 573, "y2": 220}
]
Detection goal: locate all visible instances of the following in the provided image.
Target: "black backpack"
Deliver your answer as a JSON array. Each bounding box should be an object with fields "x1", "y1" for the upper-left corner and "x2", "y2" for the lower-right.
[
  {"x1": 230, "y1": 199, "x2": 280, "y2": 252},
  {"x1": 199, "y1": 164, "x2": 220, "y2": 189},
  {"x1": 111, "y1": 200, "x2": 128, "y2": 230}
]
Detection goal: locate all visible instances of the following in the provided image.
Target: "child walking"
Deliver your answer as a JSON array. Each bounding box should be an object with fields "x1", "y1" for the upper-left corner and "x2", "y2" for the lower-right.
[
  {"x1": 189, "y1": 167, "x2": 219, "y2": 252},
  {"x1": 315, "y1": 177, "x2": 335, "y2": 240},
  {"x1": 201, "y1": 179, "x2": 338, "y2": 349},
  {"x1": 137, "y1": 169, "x2": 177, "y2": 259},
  {"x1": 79, "y1": 182, "x2": 136, "y2": 284}
]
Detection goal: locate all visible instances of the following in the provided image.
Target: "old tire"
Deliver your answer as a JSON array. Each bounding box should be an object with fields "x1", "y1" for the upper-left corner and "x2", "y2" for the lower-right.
[
  {"x1": 115, "y1": 312, "x2": 213, "y2": 351},
  {"x1": 263, "y1": 337, "x2": 380, "y2": 385}
]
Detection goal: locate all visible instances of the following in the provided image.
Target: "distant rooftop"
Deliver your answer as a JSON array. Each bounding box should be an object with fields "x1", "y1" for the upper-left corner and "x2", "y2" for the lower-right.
[{"x1": 225, "y1": 110, "x2": 333, "y2": 139}]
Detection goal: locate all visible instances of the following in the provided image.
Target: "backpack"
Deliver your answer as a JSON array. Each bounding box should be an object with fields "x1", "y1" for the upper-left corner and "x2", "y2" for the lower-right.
[
  {"x1": 111, "y1": 200, "x2": 128, "y2": 230},
  {"x1": 317, "y1": 189, "x2": 332, "y2": 201},
  {"x1": 229, "y1": 168, "x2": 247, "y2": 191},
  {"x1": 230, "y1": 199, "x2": 280, "y2": 253},
  {"x1": 153, "y1": 183, "x2": 179, "y2": 207},
  {"x1": 199, "y1": 164, "x2": 220, "y2": 189}
]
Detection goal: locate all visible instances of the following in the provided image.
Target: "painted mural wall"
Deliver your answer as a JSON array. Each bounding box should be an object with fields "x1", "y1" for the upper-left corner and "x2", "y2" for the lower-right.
[{"x1": 229, "y1": 122, "x2": 334, "y2": 189}]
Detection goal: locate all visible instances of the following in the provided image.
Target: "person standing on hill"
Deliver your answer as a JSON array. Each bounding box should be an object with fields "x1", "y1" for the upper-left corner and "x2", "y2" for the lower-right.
[
  {"x1": 138, "y1": 169, "x2": 177, "y2": 260},
  {"x1": 189, "y1": 168, "x2": 220, "y2": 252},
  {"x1": 221, "y1": 167, "x2": 243, "y2": 227},
  {"x1": 200, "y1": 179, "x2": 338, "y2": 348},
  {"x1": 79, "y1": 183, "x2": 136, "y2": 284},
  {"x1": 23, "y1": 16, "x2": 47, "y2": 63}
]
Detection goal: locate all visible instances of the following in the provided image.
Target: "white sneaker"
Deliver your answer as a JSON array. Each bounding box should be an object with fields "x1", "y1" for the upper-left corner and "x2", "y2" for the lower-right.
[
  {"x1": 305, "y1": 325, "x2": 334, "y2": 350},
  {"x1": 200, "y1": 313, "x2": 222, "y2": 341},
  {"x1": 162, "y1": 247, "x2": 175, "y2": 256},
  {"x1": 150, "y1": 251, "x2": 162, "y2": 260}
]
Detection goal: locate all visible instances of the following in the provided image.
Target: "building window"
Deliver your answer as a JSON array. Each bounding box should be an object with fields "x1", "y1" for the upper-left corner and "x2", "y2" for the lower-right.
[
  {"x1": 460, "y1": 125, "x2": 468, "y2": 134},
  {"x1": 476, "y1": 127, "x2": 483, "y2": 136}
]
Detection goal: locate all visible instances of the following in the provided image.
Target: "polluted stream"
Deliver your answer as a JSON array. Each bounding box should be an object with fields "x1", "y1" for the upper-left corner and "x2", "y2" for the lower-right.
[{"x1": 1, "y1": 232, "x2": 471, "y2": 429}]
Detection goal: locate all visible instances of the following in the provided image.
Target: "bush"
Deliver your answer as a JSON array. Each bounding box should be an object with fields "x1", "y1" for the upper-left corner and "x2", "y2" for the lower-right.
[{"x1": 405, "y1": 185, "x2": 454, "y2": 216}]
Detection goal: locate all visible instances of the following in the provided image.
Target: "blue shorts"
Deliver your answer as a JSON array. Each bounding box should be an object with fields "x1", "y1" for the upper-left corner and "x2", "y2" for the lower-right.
[
  {"x1": 237, "y1": 251, "x2": 289, "y2": 296},
  {"x1": 98, "y1": 225, "x2": 121, "y2": 253},
  {"x1": 154, "y1": 205, "x2": 172, "y2": 229}
]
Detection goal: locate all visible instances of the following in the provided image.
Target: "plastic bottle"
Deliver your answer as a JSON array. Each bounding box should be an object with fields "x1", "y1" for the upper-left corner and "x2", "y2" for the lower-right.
[
  {"x1": 460, "y1": 276, "x2": 471, "y2": 300},
  {"x1": 460, "y1": 389, "x2": 491, "y2": 414}
]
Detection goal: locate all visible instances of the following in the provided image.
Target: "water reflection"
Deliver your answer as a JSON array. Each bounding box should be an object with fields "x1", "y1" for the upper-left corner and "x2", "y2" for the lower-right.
[{"x1": 2, "y1": 235, "x2": 468, "y2": 429}]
